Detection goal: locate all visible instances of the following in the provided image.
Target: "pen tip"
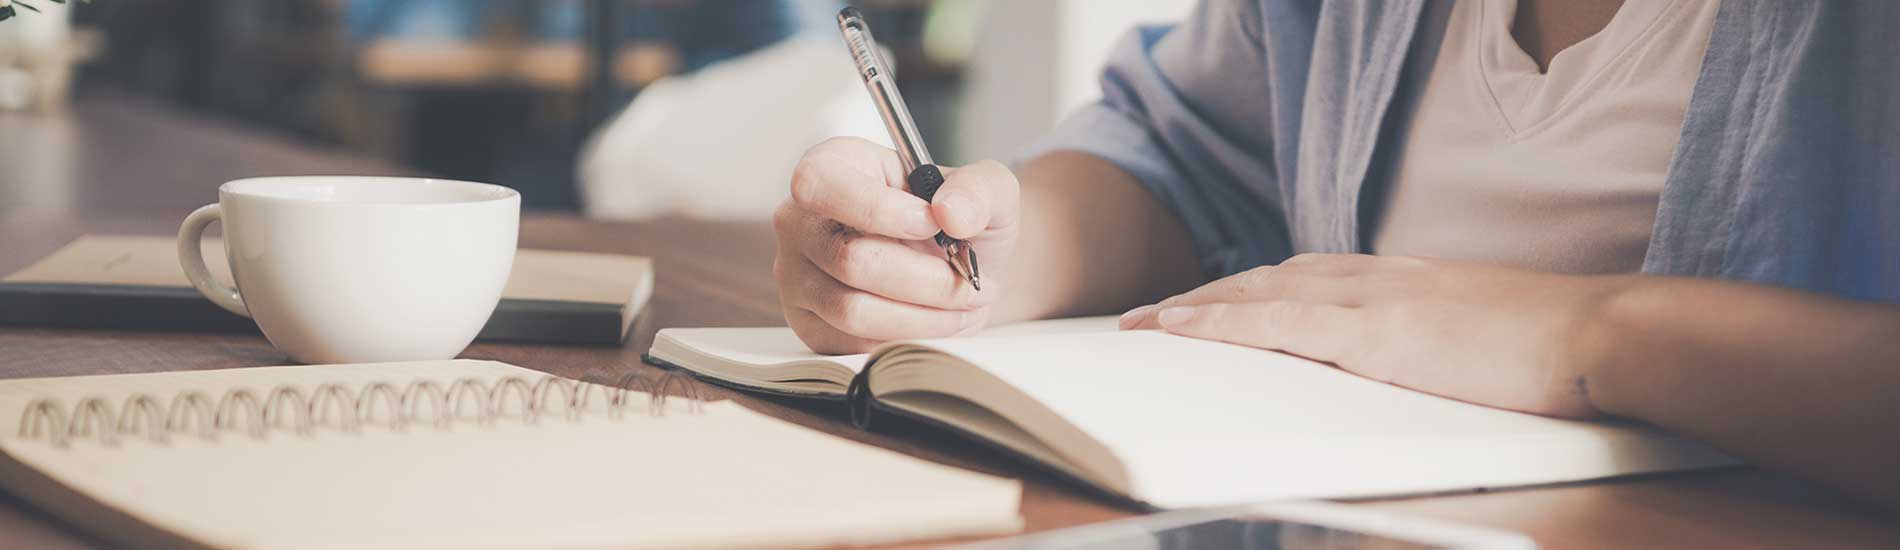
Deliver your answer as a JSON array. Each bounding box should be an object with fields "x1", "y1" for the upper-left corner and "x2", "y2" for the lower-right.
[{"x1": 970, "y1": 276, "x2": 982, "y2": 292}]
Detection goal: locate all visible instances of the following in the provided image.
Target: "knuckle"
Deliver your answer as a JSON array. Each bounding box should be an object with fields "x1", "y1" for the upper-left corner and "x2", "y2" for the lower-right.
[
  {"x1": 831, "y1": 238, "x2": 880, "y2": 285},
  {"x1": 771, "y1": 200, "x2": 802, "y2": 233},
  {"x1": 829, "y1": 293, "x2": 877, "y2": 335},
  {"x1": 857, "y1": 194, "x2": 889, "y2": 231},
  {"x1": 789, "y1": 157, "x2": 826, "y2": 207}
]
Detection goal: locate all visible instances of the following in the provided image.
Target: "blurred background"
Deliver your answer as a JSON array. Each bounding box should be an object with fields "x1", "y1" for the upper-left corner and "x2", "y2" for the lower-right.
[{"x1": 1, "y1": 0, "x2": 1191, "y2": 217}]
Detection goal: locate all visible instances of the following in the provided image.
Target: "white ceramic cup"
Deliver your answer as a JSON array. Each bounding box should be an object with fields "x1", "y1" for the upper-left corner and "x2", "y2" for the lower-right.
[{"x1": 177, "y1": 176, "x2": 519, "y2": 364}]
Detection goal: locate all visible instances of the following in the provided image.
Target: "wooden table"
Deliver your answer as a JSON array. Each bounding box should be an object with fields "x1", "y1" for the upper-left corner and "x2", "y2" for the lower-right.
[{"x1": 2, "y1": 93, "x2": 1896, "y2": 549}]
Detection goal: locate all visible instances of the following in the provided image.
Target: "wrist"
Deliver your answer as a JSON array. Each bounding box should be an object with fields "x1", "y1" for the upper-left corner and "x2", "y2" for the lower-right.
[{"x1": 1567, "y1": 275, "x2": 1653, "y2": 418}]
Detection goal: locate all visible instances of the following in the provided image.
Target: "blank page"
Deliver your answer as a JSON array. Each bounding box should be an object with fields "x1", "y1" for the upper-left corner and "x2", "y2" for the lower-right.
[
  {"x1": 654, "y1": 316, "x2": 1121, "y2": 373},
  {"x1": 0, "y1": 361, "x2": 1021, "y2": 548},
  {"x1": 907, "y1": 330, "x2": 1739, "y2": 508}
]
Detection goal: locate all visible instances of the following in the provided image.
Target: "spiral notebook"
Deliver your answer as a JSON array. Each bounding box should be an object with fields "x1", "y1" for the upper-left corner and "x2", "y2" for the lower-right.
[
  {"x1": 0, "y1": 361, "x2": 1022, "y2": 548},
  {"x1": 647, "y1": 318, "x2": 1741, "y2": 508}
]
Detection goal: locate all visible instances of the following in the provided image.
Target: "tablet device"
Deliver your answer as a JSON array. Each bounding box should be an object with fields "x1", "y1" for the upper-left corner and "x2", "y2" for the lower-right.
[{"x1": 954, "y1": 501, "x2": 1535, "y2": 550}]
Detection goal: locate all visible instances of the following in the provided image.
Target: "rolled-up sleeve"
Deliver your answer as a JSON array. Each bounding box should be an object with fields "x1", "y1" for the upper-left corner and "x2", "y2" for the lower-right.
[{"x1": 1024, "y1": 0, "x2": 1303, "y2": 278}]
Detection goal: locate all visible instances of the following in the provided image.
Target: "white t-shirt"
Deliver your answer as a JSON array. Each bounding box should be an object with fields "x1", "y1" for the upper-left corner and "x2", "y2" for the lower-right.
[{"x1": 1371, "y1": 0, "x2": 1721, "y2": 274}]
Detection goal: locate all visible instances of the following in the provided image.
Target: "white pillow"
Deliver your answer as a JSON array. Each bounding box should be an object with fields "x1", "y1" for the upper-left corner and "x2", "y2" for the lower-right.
[{"x1": 578, "y1": 34, "x2": 893, "y2": 221}]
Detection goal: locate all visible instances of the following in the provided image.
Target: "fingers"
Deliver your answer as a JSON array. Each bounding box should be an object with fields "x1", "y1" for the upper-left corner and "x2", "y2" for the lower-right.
[
  {"x1": 784, "y1": 308, "x2": 882, "y2": 355},
  {"x1": 1154, "y1": 301, "x2": 1363, "y2": 364},
  {"x1": 777, "y1": 254, "x2": 981, "y2": 342},
  {"x1": 1168, "y1": 255, "x2": 1373, "y2": 305},
  {"x1": 931, "y1": 160, "x2": 1021, "y2": 239},
  {"x1": 776, "y1": 203, "x2": 992, "y2": 309},
  {"x1": 1159, "y1": 267, "x2": 1337, "y2": 307},
  {"x1": 1274, "y1": 252, "x2": 1380, "y2": 276},
  {"x1": 1119, "y1": 255, "x2": 1368, "y2": 329},
  {"x1": 777, "y1": 140, "x2": 1016, "y2": 352},
  {"x1": 790, "y1": 137, "x2": 940, "y2": 240}
]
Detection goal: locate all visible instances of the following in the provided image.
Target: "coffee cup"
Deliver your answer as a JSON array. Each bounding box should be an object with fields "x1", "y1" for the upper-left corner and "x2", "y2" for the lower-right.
[{"x1": 177, "y1": 176, "x2": 519, "y2": 364}]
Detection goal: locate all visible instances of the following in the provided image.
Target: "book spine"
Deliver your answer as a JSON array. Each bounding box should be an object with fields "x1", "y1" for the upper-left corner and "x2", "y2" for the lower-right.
[
  {"x1": 0, "y1": 283, "x2": 629, "y2": 346},
  {"x1": 845, "y1": 369, "x2": 875, "y2": 429},
  {"x1": 0, "y1": 283, "x2": 259, "y2": 334},
  {"x1": 481, "y1": 299, "x2": 627, "y2": 346}
]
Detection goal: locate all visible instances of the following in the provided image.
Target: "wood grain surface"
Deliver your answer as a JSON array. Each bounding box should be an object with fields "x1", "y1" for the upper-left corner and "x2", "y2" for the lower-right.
[{"x1": 0, "y1": 92, "x2": 1893, "y2": 549}]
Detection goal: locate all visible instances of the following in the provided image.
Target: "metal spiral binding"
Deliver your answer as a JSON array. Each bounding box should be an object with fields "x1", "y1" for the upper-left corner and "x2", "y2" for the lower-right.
[{"x1": 15, "y1": 370, "x2": 705, "y2": 448}]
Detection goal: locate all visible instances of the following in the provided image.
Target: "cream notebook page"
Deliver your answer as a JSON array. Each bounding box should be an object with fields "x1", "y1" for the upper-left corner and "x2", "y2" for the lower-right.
[
  {"x1": 883, "y1": 330, "x2": 1738, "y2": 507},
  {"x1": 653, "y1": 316, "x2": 1120, "y2": 383},
  {"x1": 0, "y1": 361, "x2": 1020, "y2": 548}
]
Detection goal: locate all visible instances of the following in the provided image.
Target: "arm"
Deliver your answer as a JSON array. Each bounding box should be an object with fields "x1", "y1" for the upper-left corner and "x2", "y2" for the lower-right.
[
  {"x1": 776, "y1": 0, "x2": 1287, "y2": 352},
  {"x1": 995, "y1": 0, "x2": 1300, "y2": 321},
  {"x1": 992, "y1": 151, "x2": 1202, "y2": 324},
  {"x1": 1120, "y1": 254, "x2": 1900, "y2": 508},
  {"x1": 1588, "y1": 279, "x2": 1900, "y2": 509}
]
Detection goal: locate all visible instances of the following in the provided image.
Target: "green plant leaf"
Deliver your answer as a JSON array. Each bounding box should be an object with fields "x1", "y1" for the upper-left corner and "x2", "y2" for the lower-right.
[{"x1": 0, "y1": 6, "x2": 15, "y2": 21}]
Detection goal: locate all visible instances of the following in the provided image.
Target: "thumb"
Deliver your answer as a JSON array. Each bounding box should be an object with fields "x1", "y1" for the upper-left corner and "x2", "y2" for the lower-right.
[{"x1": 929, "y1": 160, "x2": 1020, "y2": 239}]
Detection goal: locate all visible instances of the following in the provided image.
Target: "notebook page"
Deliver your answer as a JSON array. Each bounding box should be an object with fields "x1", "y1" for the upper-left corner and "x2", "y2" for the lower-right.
[
  {"x1": 655, "y1": 315, "x2": 1121, "y2": 373},
  {"x1": 0, "y1": 362, "x2": 1022, "y2": 548},
  {"x1": 657, "y1": 327, "x2": 867, "y2": 372},
  {"x1": 910, "y1": 330, "x2": 1737, "y2": 507}
]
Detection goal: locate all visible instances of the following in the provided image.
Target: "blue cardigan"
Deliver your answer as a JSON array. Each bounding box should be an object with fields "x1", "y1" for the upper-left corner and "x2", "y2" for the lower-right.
[{"x1": 1030, "y1": 0, "x2": 1898, "y2": 302}]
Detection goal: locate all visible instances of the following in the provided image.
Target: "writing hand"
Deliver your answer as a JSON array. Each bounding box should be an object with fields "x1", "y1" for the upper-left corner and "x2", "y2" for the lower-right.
[{"x1": 774, "y1": 137, "x2": 1020, "y2": 354}]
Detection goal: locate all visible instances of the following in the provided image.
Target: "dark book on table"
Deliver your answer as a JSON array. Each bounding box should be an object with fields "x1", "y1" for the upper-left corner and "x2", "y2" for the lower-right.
[{"x1": 1, "y1": 235, "x2": 651, "y2": 346}]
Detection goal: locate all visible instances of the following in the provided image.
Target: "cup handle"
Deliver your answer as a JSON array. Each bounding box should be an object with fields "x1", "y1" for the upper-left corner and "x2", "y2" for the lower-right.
[{"x1": 177, "y1": 204, "x2": 249, "y2": 317}]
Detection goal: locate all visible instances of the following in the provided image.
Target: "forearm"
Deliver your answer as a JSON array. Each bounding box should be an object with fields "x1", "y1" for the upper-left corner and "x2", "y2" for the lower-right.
[
  {"x1": 1584, "y1": 277, "x2": 1900, "y2": 508},
  {"x1": 993, "y1": 151, "x2": 1203, "y2": 323}
]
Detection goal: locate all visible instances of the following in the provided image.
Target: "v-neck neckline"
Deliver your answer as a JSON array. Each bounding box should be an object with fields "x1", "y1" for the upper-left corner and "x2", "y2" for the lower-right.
[{"x1": 1473, "y1": 0, "x2": 1681, "y2": 136}]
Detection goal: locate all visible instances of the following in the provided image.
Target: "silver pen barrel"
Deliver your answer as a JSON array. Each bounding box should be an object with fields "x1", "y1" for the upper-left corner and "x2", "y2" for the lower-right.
[
  {"x1": 838, "y1": 8, "x2": 934, "y2": 172},
  {"x1": 836, "y1": 8, "x2": 980, "y2": 290}
]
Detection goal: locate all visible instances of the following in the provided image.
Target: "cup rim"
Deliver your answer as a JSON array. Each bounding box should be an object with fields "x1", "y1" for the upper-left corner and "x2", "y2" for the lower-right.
[{"x1": 218, "y1": 176, "x2": 520, "y2": 207}]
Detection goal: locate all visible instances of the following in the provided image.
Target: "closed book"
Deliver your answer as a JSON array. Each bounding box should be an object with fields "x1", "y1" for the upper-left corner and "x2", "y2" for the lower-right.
[{"x1": 1, "y1": 235, "x2": 652, "y2": 346}]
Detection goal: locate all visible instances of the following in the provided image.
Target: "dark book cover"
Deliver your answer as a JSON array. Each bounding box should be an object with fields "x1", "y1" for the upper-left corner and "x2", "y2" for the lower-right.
[{"x1": 2, "y1": 236, "x2": 649, "y2": 346}]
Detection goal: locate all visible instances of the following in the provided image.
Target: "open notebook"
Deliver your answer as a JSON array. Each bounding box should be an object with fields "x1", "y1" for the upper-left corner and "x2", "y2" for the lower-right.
[
  {"x1": 0, "y1": 361, "x2": 1021, "y2": 548},
  {"x1": 648, "y1": 318, "x2": 1740, "y2": 509}
]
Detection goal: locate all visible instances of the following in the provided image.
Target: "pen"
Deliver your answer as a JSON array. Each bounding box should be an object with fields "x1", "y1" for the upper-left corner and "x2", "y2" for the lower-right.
[{"x1": 836, "y1": 7, "x2": 981, "y2": 291}]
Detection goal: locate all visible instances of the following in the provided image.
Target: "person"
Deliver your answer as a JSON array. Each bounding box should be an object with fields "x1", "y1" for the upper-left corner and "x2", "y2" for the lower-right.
[{"x1": 770, "y1": 0, "x2": 1900, "y2": 509}]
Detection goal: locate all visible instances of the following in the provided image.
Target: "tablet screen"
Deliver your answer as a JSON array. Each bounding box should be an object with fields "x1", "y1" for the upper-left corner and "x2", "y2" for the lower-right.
[{"x1": 1143, "y1": 517, "x2": 1450, "y2": 550}]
